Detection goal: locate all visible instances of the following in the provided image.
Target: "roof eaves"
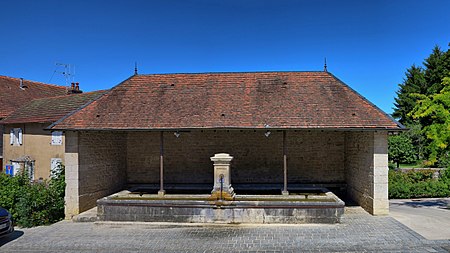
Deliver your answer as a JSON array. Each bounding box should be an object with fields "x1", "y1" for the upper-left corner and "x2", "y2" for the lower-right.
[{"x1": 47, "y1": 126, "x2": 407, "y2": 132}]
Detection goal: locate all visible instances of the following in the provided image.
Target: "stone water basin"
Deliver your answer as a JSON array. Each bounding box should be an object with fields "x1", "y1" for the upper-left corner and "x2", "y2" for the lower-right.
[{"x1": 97, "y1": 187, "x2": 345, "y2": 224}]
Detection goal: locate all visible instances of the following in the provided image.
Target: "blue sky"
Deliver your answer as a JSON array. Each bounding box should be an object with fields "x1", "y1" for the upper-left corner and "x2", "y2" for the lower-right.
[{"x1": 1, "y1": 0, "x2": 449, "y2": 114}]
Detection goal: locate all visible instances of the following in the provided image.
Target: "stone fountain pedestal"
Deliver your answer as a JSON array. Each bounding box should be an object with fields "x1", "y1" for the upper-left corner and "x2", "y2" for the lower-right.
[{"x1": 210, "y1": 153, "x2": 234, "y2": 200}]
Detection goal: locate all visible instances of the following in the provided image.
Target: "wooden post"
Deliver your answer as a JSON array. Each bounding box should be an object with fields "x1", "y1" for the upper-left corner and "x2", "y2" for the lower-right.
[
  {"x1": 158, "y1": 131, "x2": 165, "y2": 196},
  {"x1": 282, "y1": 130, "x2": 289, "y2": 195}
]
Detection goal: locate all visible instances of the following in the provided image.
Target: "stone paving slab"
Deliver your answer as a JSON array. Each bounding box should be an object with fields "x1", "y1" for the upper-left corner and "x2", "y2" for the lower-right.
[{"x1": 0, "y1": 207, "x2": 449, "y2": 253}]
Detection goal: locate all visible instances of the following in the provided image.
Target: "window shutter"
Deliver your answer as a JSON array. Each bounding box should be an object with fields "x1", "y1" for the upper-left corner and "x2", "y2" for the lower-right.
[
  {"x1": 18, "y1": 128, "x2": 23, "y2": 145},
  {"x1": 10, "y1": 129, "x2": 14, "y2": 145},
  {"x1": 51, "y1": 131, "x2": 63, "y2": 145}
]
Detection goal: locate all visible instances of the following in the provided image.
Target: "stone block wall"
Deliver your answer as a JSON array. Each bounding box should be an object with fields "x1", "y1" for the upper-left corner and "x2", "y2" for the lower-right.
[
  {"x1": 126, "y1": 130, "x2": 345, "y2": 185},
  {"x1": 65, "y1": 131, "x2": 127, "y2": 218},
  {"x1": 345, "y1": 131, "x2": 388, "y2": 215},
  {"x1": 78, "y1": 131, "x2": 127, "y2": 212}
]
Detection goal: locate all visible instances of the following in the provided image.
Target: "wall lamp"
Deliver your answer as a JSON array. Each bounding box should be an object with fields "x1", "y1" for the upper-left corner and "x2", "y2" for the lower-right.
[{"x1": 264, "y1": 123, "x2": 271, "y2": 137}]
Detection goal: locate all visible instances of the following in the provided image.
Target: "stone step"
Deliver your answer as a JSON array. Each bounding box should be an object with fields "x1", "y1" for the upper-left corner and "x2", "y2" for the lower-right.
[{"x1": 72, "y1": 207, "x2": 98, "y2": 222}]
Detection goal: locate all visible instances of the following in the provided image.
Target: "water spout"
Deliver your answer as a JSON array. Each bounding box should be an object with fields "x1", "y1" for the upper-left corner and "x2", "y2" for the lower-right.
[{"x1": 219, "y1": 174, "x2": 224, "y2": 201}]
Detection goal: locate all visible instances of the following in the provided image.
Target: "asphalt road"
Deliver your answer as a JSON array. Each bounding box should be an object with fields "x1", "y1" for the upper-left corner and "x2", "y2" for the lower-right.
[{"x1": 390, "y1": 198, "x2": 450, "y2": 240}]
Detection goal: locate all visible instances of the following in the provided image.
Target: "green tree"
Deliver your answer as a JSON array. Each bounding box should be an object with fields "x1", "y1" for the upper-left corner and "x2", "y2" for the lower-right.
[
  {"x1": 410, "y1": 77, "x2": 450, "y2": 166},
  {"x1": 424, "y1": 46, "x2": 450, "y2": 95},
  {"x1": 403, "y1": 122, "x2": 427, "y2": 161},
  {"x1": 393, "y1": 45, "x2": 450, "y2": 124},
  {"x1": 393, "y1": 65, "x2": 427, "y2": 124},
  {"x1": 388, "y1": 134, "x2": 417, "y2": 168}
]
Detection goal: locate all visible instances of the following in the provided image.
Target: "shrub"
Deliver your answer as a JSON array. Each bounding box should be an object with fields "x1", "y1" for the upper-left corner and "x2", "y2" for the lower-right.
[
  {"x1": 0, "y1": 172, "x2": 28, "y2": 221},
  {"x1": 0, "y1": 164, "x2": 66, "y2": 227},
  {"x1": 389, "y1": 168, "x2": 450, "y2": 198}
]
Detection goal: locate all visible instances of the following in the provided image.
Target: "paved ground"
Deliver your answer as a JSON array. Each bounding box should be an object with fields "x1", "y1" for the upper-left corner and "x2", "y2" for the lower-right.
[
  {"x1": 390, "y1": 198, "x2": 450, "y2": 240},
  {"x1": 1, "y1": 207, "x2": 450, "y2": 253}
]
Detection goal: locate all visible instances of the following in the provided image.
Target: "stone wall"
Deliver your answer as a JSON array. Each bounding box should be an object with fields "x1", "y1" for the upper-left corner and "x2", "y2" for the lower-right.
[
  {"x1": 78, "y1": 131, "x2": 127, "y2": 212},
  {"x1": 65, "y1": 131, "x2": 127, "y2": 218},
  {"x1": 126, "y1": 130, "x2": 345, "y2": 185},
  {"x1": 345, "y1": 131, "x2": 388, "y2": 215}
]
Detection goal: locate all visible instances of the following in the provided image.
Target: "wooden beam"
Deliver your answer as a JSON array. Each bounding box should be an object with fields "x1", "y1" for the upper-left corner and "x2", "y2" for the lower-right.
[
  {"x1": 158, "y1": 131, "x2": 165, "y2": 196},
  {"x1": 282, "y1": 130, "x2": 289, "y2": 195}
]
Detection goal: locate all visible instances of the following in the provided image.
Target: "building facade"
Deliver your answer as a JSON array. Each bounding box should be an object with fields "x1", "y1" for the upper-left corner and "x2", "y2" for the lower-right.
[
  {"x1": 1, "y1": 90, "x2": 105, "y2": 180},
  {"x1": 0, "y1": 76, "x2": 68, "y2": 168}
]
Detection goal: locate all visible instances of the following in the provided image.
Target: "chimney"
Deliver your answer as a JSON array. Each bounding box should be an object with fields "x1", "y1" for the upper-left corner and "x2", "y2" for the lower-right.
[
  {"x1": 20, "y1": 78, "x2": 24, "y2": 89},
  {"x1": 67, "y1": 82, "x2": 83, "y2": 94}
]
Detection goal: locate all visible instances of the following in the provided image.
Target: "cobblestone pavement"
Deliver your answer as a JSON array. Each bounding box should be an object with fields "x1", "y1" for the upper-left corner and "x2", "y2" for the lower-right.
[{"x1": 1, "y1": 208, "x2": 449, "y2": 253}]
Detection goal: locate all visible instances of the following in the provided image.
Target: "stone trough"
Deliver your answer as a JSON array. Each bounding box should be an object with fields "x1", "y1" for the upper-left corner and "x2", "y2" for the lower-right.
[
  {"x1": 97, "y1": 188, "x2": 345, "y2": 224},
  {"x1": 97, "y1": 153, "x2": 345, "y2": 224}
]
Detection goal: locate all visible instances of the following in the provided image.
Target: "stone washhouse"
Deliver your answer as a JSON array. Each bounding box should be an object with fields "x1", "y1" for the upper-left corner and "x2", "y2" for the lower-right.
[{"x1": 48, "y1": 71, "x2": 404, "y2": 223}]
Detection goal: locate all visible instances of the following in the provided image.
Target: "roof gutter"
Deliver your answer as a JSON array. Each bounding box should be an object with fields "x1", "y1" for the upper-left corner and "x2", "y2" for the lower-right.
[{"x1": 47, "y1": 126, "x2": 406, "y2": 132}]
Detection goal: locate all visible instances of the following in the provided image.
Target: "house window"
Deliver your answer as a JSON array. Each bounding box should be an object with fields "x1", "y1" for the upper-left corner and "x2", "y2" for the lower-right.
[
  {"x1": 51, "y1": 131, "x2": 63, "y2": 145},
  {"x1": 9, "y1": 161, "x2": 34, "y2": 181},
  {"x1": 10, "y1": 128, "x2": 23, "y2": 145},
  {"x1": 50, "y1": 158, "x2": 62, "y2": 178}
]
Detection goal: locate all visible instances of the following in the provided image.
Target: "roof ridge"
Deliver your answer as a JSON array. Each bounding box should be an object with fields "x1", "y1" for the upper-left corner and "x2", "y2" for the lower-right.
[
  {"x1": 137, "y1": 70, "x2": 328, "y2": 76},
  {"x1": 0, "y1": 75, "x2": 66, "y2": 89},
  {"x1": 23, "y1": 89, "x2": 108, "y2": 102}
]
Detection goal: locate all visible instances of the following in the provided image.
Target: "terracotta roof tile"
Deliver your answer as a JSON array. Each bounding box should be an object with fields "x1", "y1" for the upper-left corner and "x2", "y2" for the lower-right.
[
  {"x1": 0, "y1": 90, "x2": 107, "y2": 124},
  {"x1": 0, "y1": 75, "x2": 68, "y2": 118},
  {"x1": 50, "y1": 72, "x2": 403, "y2": 130}
]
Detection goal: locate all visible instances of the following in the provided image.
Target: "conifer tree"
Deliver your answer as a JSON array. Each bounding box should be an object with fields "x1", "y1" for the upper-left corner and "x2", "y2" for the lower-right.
[
  {"x1": 423, "y1": 46, "x2": 450, "y2": 95},
  {"x1": 393, "y1": 65, "x2": 426, "y2": 124}
]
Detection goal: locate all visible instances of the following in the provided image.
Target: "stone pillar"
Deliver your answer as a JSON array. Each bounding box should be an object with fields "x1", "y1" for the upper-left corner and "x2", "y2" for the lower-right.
[
  {"x1": 372, "y1": 131, "x2": 389, "y2": 215},
  {"x1": 64, "y1": 131, "x2": 80, "y2": 219},
  {"x1": 345, "y1": 131, "x2": 389, "y2": 216},
  {"x1": 210, "y1": 153, "x2": 234, "y2": 199}
]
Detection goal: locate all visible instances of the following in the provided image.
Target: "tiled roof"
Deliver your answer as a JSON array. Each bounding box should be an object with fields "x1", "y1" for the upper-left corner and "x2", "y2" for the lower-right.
[
  {"x1": 50, "y1": 71, "x2": 403, "y2": 130},
  {"x1": 0, "y1": 90, "x2": 107, "y2": 124},
  {"x1": 0, "y1": 75, "x2": 68, "y2": 118}
]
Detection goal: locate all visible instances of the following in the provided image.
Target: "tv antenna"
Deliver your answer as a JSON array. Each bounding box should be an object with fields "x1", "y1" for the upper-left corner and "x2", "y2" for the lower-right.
[{"x1": 49, "y1": 63, "x2": 75, "y2": 87}]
